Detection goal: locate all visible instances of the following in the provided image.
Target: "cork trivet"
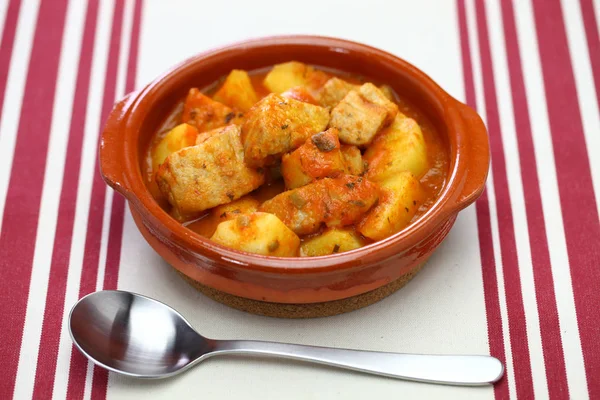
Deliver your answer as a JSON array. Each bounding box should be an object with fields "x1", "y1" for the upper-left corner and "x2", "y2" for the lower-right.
[{"x1": 177, "y1": 262, "x2": 424, "y2": 318}]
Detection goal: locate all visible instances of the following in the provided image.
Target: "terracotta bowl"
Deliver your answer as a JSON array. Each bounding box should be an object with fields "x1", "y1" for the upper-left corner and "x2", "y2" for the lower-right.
[{"x1": 100, "y1": 35, "x2": 489, "y2": 317}]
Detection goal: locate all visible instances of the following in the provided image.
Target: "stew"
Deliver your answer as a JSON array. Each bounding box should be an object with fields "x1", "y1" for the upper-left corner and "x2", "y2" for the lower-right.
[{"x1": 145, "y1": 62, "x2": 448, "y2": 257}]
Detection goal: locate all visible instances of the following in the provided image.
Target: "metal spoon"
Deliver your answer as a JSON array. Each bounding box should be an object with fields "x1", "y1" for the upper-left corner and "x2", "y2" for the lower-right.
[{"x1": 69, "y1": 290, "x2": 503, "y2": 385}]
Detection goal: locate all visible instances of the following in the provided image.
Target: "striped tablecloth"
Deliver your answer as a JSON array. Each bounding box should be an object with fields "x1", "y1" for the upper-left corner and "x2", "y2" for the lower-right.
[{"x1": 0, "y1": 0, "x2": 598, "y2": 399}]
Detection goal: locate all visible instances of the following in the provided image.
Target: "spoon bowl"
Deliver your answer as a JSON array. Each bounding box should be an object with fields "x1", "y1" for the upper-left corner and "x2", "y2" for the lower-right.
[
  {"x1": 69, "y1": 290, "x2": 210, "y2": 377},
  {"x1": 70, "y1": 290, "x2": 504, "y2": 385}
]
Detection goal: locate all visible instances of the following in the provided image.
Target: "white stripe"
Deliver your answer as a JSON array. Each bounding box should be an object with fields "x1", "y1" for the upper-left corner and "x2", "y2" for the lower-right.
[
  {"x1": 82, "y1": 361, "x2": 94, "y2": 400},
  {"x1": 51, "y1": 0, "x2": 117, "y2": 399},
  {"x1": 0, "y1": 0, "x2": 40, "y2": 233},
  {"x1": 514, "y1": 0, "x2": 589, "y2": 398},
  {"x1": 466, "y1": 1, "x2": 516, "y2": 398},
  {"x1": 12, "y1": 0, "x2": 87, "y2": 398},
  {"x1": 561, "y1": 0, "x2": 600, "y2": 217},
  {"x1": 485, "y1": 0, "x2": 550, "y2": 397},
  {"x1": 0, "y1": 0, "x2": 11, "y2": 42}
]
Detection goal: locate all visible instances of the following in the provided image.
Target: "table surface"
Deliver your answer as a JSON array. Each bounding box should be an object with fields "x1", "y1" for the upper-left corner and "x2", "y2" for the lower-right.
[{"x1": 0, "y1": 0, "x2": 599, "y2": 399}]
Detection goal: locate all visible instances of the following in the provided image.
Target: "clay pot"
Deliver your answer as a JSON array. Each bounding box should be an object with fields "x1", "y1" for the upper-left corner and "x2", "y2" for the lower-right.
[{"x1": 100, "y1": 36, "x2": 489, "y2": 314}]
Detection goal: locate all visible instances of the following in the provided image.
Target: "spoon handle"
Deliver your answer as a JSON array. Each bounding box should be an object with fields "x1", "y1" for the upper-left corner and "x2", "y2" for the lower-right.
[{"x1": 210, "y1": 340, "x2": 503, "y2": 386}]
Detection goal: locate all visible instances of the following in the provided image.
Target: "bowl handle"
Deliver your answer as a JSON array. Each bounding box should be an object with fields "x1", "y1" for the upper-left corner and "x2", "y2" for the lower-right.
[
  {"x1": 99, "y1": 91, "x2": 139, "y2": 198},
  {"x1": 453, "y1": 102, "x2": 490, "y2": 210}
]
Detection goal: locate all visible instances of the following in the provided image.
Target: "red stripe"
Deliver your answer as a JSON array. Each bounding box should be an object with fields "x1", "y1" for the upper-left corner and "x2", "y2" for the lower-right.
[
  {"x1": 124, "y1": 0, "x2": 141, "y2": 95},
  {"x1": 474, "y1": 2, "x2": 535, "y2": 398},
  {"x1": 65, "y1": 1, "x2": 125, "y2": 399},
  {"x1": 456, "y1": 1, "x2": 508, "y2": 399},
  {"x1": 31, "y1": 1, "x2": 100, "y2": 399},
  {"x1": 101, "y1": 195, "x2": 126, "y2": 291},
  {"x1": 91, "y1": 3, "x2": 143, "y2": 397},
  {"x1": 499, "y1": 1, "x2": 569, "y2": 398},
  {"x1": 580, "y1": 0, "x2": 600, "y2": 110},
  {"x1": 532, "y1": 0, "x2": 600, "y2": 396},
  {"x1": 0, "y1": 0, "x2": 69, "y2": 397},
  {"x1": 0, "y1": 0, "x2": 22, "y2": 132}
]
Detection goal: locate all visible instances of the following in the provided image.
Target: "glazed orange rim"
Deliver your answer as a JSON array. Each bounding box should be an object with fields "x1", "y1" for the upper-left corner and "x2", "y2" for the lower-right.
[{"x1": 108, "y1": 35, "x2": 488, "y2": 273}]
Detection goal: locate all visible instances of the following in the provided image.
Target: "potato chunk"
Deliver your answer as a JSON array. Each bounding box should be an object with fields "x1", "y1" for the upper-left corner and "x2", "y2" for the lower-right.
[
  {"x1": 260, "y1": 175, "x2": 379, "y2": 235},
  {"x1": 242, "y1": 93, "x2": 330, "y2": 167},
  {"x1": 210, "y1": 196, "x2": 260, "y2": 222},
  {"x1": 213, "y1": 70, "x2": 258, "y2": 112},
  {"x1": 300, "y1": 228, "x2": 364, "y2": 257},
  {"x1": 152, "y1": 123, "x2": 198, "y2": 172},
  {"x1": 281, "y1": 86, "x2": 318, "y2": 104},
  {"x1": 183, "y1": 196, "x2": 260, "y2": 238},
  {"x1": 211, "y1": 212, "x2": 300, "y2": 257},
  {"x1": 330, "y1": 83, "x2": 399, "y2": 146},
  {"x1": 364, "y1": 114, "x2": 428, "y2": 181},
  {"x1": 156, "y1": 125, "x2": 264, "y2": 219},
  {"x1": 340, "y1": 145, "x2": 364, "y2": 175},
  {"x1": 358, "y1": 172, "x2": 424, "y2": 241},
  {"x1": 205, "y1": 196, "x2": 261, "y2": 235},
  {"x1": 318, "y1": 77, "x2": 359, "y2": 108},
  {"x1": 182, "y1": 88, "x2": 243, "y2": 132},
  {"x1": 281, "y1": 128, "x2": 347, "y2": 189},
  {"x1": 263, "y1": 61, "x2": 330, "y2": 95}
]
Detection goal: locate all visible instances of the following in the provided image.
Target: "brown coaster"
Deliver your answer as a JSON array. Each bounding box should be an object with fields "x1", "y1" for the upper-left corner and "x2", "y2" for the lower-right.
[{"x1": 178, "y1": 263, "x2": 424, "y2": 318}]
